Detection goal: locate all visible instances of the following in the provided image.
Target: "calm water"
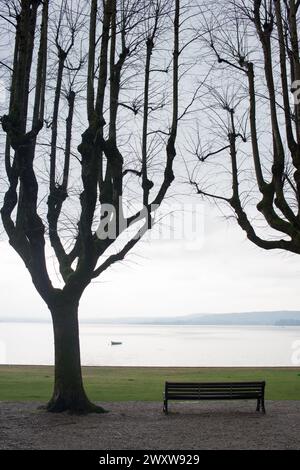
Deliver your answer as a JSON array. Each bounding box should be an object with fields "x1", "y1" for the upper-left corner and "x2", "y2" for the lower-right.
[{"x1": 0, "y1": 322, "x2": 300, "y2": 367}]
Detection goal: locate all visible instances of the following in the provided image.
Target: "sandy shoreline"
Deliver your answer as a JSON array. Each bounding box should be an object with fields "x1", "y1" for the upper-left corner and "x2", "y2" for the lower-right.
[{"x1": 1, "y1": 400, "x2": 300, "y2": 450}]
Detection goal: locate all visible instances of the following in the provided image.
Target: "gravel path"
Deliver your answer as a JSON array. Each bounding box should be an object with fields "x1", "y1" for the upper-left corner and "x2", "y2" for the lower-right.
[{"x1": 1, "y1": 401, "x2": 300, "y2": 450}]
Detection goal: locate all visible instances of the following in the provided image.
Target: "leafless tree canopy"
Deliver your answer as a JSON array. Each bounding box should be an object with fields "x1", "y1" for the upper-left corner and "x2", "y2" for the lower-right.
[{"x1": 190, "y1": 0, "x2": 300, "y2": 254}]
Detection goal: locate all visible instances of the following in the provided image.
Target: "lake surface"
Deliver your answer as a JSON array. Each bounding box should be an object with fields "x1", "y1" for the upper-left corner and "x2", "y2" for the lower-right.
[{"x1": 0, "y1": 322, "x2": 300, "y2": 367}]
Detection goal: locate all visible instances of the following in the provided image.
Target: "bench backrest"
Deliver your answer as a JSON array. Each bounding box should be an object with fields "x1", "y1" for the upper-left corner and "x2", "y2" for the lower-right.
[{"x1": 165, "y1": 381, "x2": 265, "y2": 399}]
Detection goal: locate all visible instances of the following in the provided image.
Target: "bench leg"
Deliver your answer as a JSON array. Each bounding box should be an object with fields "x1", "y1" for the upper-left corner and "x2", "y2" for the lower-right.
[
  {"x1": 256, "y1": 399, "x2": 260, "y2": 412},
  {"x1": 163, "y1": 399, "x2": 168, "y2": 414},
  {"x1": 261, "y1": 398, "x2": 266, "y2": 414}
]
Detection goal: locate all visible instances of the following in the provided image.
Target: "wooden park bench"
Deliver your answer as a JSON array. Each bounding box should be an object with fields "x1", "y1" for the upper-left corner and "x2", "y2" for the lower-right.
[{"x1": 163, "y1": 381, "x2": 266, "y2": 414}]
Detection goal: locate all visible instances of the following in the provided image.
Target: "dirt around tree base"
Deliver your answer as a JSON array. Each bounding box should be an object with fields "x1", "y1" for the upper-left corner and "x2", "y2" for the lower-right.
[{"x1": 1, "y1": 400, "x2": 299, "y2": 450}]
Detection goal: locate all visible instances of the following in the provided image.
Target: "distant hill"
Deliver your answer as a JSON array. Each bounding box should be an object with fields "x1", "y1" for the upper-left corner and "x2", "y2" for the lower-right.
[
  {"x1": 1, "y1": 311, "x2": 300, "y2": 326},
  {"x1": 94, "y1": 311, "x2": 300, "y2": 326}
]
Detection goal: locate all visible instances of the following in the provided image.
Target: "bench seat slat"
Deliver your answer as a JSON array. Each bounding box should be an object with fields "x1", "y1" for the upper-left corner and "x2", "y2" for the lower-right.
[
  {"x1": 167, "y1": 389, "x2": 263, "y2": 393},
  {"x1": 167, "y1": 390, "x2": 262, "y2": 397},
  {"x1": 167, "y1": 394, "x2": 261, "y2": 400},
  {"x1": 168, "y1": 387, "x2": 261, "y2": 392},
  {"x1": 166, "y1": 382, "x2": 262, "y2": 389}
]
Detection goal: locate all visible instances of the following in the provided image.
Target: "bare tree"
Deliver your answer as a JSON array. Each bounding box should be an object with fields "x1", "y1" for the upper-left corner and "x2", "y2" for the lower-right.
[
  {"x1": 190, "y1": 0, "x2": 300, "y2": 254},
  {"x1": 0, "y1": 0, "x2": 182, "y2": 413}
]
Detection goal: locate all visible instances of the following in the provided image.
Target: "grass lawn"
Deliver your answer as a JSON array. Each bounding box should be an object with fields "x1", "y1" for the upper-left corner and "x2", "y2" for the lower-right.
[{"x1": 0, "y1": 366, "x2": 299, "y2": 402}]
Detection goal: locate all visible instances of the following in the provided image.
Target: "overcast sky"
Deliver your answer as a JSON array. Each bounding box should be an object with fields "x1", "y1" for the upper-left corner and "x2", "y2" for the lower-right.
[
  {"x1": 0, "y1": 198, "x2": 299, "y2": 322},
  {"x1": 0, "y1": 2, "x2": 299, "y2": 324}
]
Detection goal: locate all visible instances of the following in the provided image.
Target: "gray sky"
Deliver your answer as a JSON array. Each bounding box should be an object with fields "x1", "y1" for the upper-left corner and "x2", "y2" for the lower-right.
[
  {"x1": 0, "y1": 1, "x2": 299, "y2": 323},
  {"x1": 0, "y1": 201, "x2": 299, "y2": 322}
]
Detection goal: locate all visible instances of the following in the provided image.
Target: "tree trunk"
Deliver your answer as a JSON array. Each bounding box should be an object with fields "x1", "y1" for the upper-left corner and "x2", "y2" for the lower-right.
[{"x1": 47, "y1": 300, "x2": 106, "y2": 414}]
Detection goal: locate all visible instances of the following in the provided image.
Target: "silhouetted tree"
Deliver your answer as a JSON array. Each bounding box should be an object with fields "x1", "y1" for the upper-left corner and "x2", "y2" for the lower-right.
[
  {"x1": 190, "y1": 0, "x2": 300, "y2": 254},
  {"x1": 0, "y1": 0, "x2": 182, "y2": 413}
]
